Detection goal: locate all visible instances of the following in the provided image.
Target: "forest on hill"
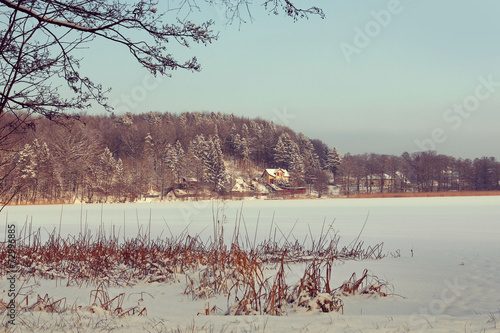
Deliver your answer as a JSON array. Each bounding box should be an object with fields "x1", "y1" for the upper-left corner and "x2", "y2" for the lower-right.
[
  {"x1": 0, "y1": 111, "x2": 340, "y2": 204},
  {"x1": 1, "y1": 111, "x2": 499, "y2": 206}
]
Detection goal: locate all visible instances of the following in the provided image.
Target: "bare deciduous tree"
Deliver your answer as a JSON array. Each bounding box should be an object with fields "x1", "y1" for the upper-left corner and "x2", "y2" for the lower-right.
[
  {"x1": 0, "y1": 0, "x2": 215, "y2": 128},
  {"x1": 0, "y1": 0, "x2": 323, "y2": 127},
  {"x1": 0, "y1": 0, "x2": 323, "y2": 207}
]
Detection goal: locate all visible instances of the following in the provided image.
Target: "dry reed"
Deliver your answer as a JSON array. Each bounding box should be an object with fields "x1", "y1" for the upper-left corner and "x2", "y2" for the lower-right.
[{"x1": 1, "y1": 211, "x2": 391, "y2": 318}]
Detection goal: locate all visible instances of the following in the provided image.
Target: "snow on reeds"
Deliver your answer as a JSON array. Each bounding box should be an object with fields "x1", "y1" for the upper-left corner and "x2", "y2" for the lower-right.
[
  {"x1": 1, "y1": 212, "x2": 390, "y2": 322},
  {"x1": 0, "y1": 283, "x2": 146, "y2": 317}
]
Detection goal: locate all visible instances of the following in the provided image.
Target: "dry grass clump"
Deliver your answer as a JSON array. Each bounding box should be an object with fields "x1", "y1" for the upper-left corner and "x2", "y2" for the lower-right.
[
  {"x1": 333, "y1": 269, "x2": 392, "y2": 297},
  {"x1": 286, "y1": 260, "x2": 343, "y2": 314},
  {"x1": 226, "y1": 258, "x2": 390, "y2": 316},
  {"x1": 1, "y1": 212, "x2": 392, "y2": 317},
  {"x1": 184, "y1": 244, "x2": 264, "y2": 301},
  {"x1": 4, "y1": 226, "x2": 209, "y2": 286},
  {"x1": 88, "y1": 283, "x2": 147, "y2": 316},
  {"x1": 226, "y1": 256, "x2": 287, "y2": 316},
  {"x1": 254, "y1": 219, "x2": 385, "y2": 263},
  {"x1": 1, "y1": 214, "x2": 385, "y2": 288},
  {"x1": 19, "y1": 294, "x2": 67, "y2": 313},
  {"x1": 1, "y1": 284, "x2": 146, "y2": 317}
]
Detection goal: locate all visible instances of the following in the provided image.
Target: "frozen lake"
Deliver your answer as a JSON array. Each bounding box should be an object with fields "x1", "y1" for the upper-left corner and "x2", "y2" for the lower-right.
[
  {"x1": 2, "y1": 196, "x2": 500, "y2": 332},
  {"x1": 2, "y1": 196, "x2": 499, "y2": 251}
]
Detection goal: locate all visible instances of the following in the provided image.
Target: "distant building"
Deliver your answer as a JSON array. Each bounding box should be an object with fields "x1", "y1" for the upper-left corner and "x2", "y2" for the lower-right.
[
  {"x1": 181, "y1": 177, "x2": 198, "y2": 189},
  {"x1": 360, "y1": 174, "x2": 394, "y2": 187},
  {"x1": 262, "y1": 168, "x2": 290, "y2": 184}
]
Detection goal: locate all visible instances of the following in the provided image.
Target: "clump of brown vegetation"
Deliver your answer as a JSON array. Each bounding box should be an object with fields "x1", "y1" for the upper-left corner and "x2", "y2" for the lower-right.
[
  {"x1": 286, "y1": 259, "x2": 344, "y2": 314},
  {"x1": 1, "y1": 284, "x2": 146, "y2": 317},
  {"x1": 333, "y1": 269, "x2": 392, "y2": 297},
  {"x1": 1, "y1": 215, "x2": 392, "y2": 317}
]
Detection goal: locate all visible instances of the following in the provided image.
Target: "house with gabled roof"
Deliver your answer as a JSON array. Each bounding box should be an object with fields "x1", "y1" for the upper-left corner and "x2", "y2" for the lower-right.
[
  {"x1": 360, "y1": 173, "x2": 394, "y2": 188},
  {"x1": 262, "y1": 168, "x2": 290, "y2": 184}
]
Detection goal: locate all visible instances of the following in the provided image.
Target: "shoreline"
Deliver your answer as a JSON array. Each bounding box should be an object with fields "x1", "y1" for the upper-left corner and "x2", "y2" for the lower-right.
[
  {"x1": 346, "y1": 190, "x2": 500, "y2": 199},
  {"x1": 3, "y1": 190, "x2": 500, "y2": 207}
]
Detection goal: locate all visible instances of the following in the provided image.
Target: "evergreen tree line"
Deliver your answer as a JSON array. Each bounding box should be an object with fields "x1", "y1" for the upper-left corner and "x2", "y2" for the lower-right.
[{"x1": 0, "y1": 111, "x2": 340, "y2": 204}]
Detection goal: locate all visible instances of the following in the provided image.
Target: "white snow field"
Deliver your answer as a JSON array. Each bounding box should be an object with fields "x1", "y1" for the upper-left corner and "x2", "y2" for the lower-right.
[{"x1": 1, "y1": 196, "x2": 500, "y2": 332}]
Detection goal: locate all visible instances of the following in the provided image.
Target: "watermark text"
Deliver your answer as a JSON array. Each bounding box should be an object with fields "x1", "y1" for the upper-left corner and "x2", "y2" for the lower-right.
[{"x1": 6, "y1": 224, "x2": 17, "y2": 326}]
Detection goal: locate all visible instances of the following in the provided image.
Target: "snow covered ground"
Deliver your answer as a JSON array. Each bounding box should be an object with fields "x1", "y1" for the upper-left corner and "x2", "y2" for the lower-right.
[{"x1": 1, "y1": 196, "x2": 500, "y2": 332}]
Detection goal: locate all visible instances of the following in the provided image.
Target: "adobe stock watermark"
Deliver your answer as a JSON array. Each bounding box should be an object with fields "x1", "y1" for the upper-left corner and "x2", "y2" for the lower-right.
[
  {"x1": 270, "y1": 106, "x2": 296, "y2": 126},
  {"x1": 6, "y1": 224, "x2": 17, "y2": 326},
  {"x1": 110, "y1": 74, "x2": 164, "y2": 113},
  {"x1": 340, "y1": 0, "x2": 411, "y2": 64},
  {"x1": 408, "y1": 277, "x2": 467, "y2": 332},
  {"x1": 414, "y1": 74, "x2": 499, "y2": 152},
  {"x1": 235, "y1": 316, "x2": 269, "y2": 333},
  {"x1": 179, "y1": 200, "x2": 211, "y2": 224},
  {"x1": 210, "y1": 1, "x2": 226, "y2": 23}
]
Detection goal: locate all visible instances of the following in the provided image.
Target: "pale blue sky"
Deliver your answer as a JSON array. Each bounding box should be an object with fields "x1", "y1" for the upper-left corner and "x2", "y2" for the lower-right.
[{"x1": 80, "y1": 0, "x2": 500, "y2": 159}]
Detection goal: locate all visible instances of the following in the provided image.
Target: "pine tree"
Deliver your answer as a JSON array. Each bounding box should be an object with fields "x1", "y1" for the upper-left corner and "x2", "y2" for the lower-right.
[
  {"x1": 189, "y1": 134, "x2": 211, "y2": 183},
  {"x1": 98, "y1": 147, "x2": 117, "y2": 200},
  {"x1": 164, "y1": 140, "x2": 185, "y2": 185},
  {"x1": 143, "y1": 133, "x2": 155, "y2": 193},
  {"x1": 288, "y1": 140, "x2": 304, "y2": 174},
  {"x1": 239, "y1": 137, "x2": 251, "y2": 164},
  {"x1": 241, "y1": 124, "x2": 249, "y2": 138},
  {"x1": 231, "y1": 133, "x2": 241, "y2": 156},
  {"x1": 18, "y1": 142, "x2": 37, "y2": 180},
  {"x1": 249, "y1": 120, "x2": 262, "y2": 138},
  {"x1": 164, "y1": 144, "x2": 177, "y2": 179},
  {"x1": 273, "y1": 132, "x2": 303, "y2": 173},
  {"x1": 114, "y1": 158, "x2": 126, "y2": 201},
  {"x1": 174, "y1": 140, "x2": 185, "y2": 183},
  {"x1": 34, "y1": 140, "x2": 59, "y2": 201},
  {"x1": 144, "y1": 133, "x2": 154, "y2": 156},
  {"x1": 17, "y1": 142, "x2": 37, "y2": 201},
  {"x1": 297, "y1": 133, "x2": 320, "y2": 170},
  {"x1": 273, "y1": 133, "x2": 289, "y2": 168},
  {"x1": 326, "y1": 147, "x2": 342, "y2": 183},
  {"x1": 16, "y1": 139, "x2": 59, "y2": 202},
  {"x1": 207, "y1": 136, "x2": 227, "y2": 192}
]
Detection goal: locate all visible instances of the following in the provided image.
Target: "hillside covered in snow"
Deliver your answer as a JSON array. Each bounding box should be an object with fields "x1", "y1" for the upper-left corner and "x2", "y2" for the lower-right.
[{"x1": 1, "y1": 111, "x2": 341, "y2": 205}]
